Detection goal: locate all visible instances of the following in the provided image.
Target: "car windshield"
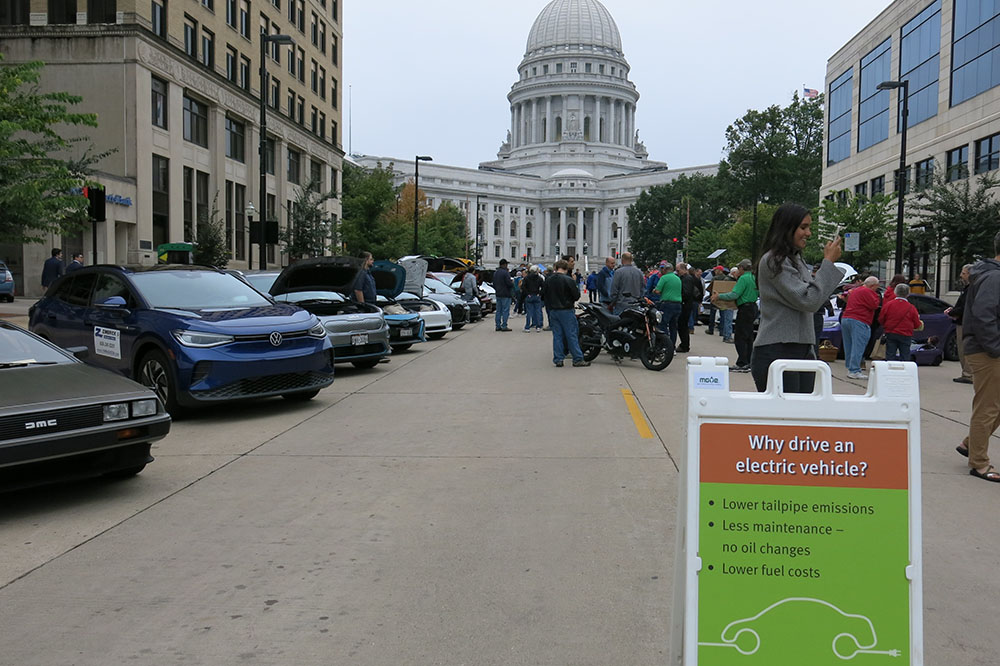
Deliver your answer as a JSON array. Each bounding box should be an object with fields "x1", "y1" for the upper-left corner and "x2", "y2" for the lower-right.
[
  {"x1": 425, "y1": 277, "x2": 456, "y2": 294},
  {"x1": 131, "y1": 271, "x2": 273, "y2": 309},
  {"x1": 244, "y1": 273, "x2": 279, "y2": 293},
  {"x1": 273, "y1": 290, "x2": 346, "y2": 303},
  {"x1": 0, "y1": 325, "x2": 73, "y2": 366}
]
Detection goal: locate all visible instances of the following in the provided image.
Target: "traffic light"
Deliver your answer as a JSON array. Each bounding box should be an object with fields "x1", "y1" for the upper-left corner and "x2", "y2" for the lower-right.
[{"x1": 83, "y1": 185, "x2": 106, "y2": 222}]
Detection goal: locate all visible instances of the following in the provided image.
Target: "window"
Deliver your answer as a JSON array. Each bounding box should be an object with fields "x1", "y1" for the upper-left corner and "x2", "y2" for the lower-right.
[
  {"x1": 183, "y1": 95, "x2": 208, "y2": 147},
  {"x1": 511, "y1": 247, "x2": 517, "y2": 259},
  {"x1": 331, "y1": 34, "x2": 338, "y2": 66},
  {"x1": 555, "y1": 63, "x2": 563, "y2": 73},
  {"x1": 947, "y1": 145, "x2": 969, "y2": 181},
  {"x1": 235, "y1": 183, "x2": 246, "y2": 260},
  {"x1": 975, "y1": 132, "x2": 1000, "y2": 174},
  {"x1": 225, "y1": 0, "x2": 234, "y2": 27},
  {"x1": 331, "y1": 76, "x2": 337, "y2": 108},
  {"x1": 287, "y1": 148, "x2": 301, "y2": 183},
  {"x1": 570, "y1": 62, "x2": 577, "y2": 73},
  {"x1": 310, "y1": 106, "x2": 317, "y2": 134},
  {"x1": 330, "y1": 167, "x2": 338, "y2": 194},
  {"x1": 509, "y1": 221, "x2": 517, "y2": 237},
  {"x1": 1, "y1": 0, "x2": 30, "y2": 24},
  {"x1": 151, "y1": 77, "x2": 167, "y2": 128},
  {"x1": 915, "y1": 157, "x2": 934, "y2": 188},
  {"x1": 226, "y1": 180, "x2": 233, "y2": 249},
  {"x1": 151, "y1": 0, "x2": 165, "y2": 37},
  {"x1": 270, "y1": 77, "x2": 280, "y2": 109},
  {"x1": 525, "y1": 221, "x2": 532, "y2": 238},
  {"x1": 225, "y1": 117, "x2": 245, "y2": 162},
  {"x1": 184, "y1": 16, "x2": 198, "y2": 58},
  {"x1": 827, "y1": 68, "x2": 852, "y2": 165},
  {"x1": 585, "y1": 63, "x2": 592, "y2": 73},
  {"x1": 296, "y1": 47, "x2": 304, "y2": 82},
  {"x1": 310, "y1": 160, "x2": 322, "y2": 190},
  {"x1": 183, "y1": 166, "x2": 193, "y2": 237},
  {"x1": 612, "y1": 223, "x2": 619, "y2": 239},
  {"x1": 200, "y1": 29, "x2": 214, "y2": 68},
  {"x1": 270, "y1": 0, "x2": 277, "y2": 9},
  {"x1": 310, "y1": 10, "x2": 317, "y2": 45},
  {"x1": 951, "y1": 0, "x2": 1000, "y2": 105},
  {"x1": 270, "y1": 25, "x2": 281, "y2": 61},
  {"x1": 87, "y1": 0, "x2": 115, "y2": 23},
  {"x1": 287, "y1": 90, "x2": 295, "y2": 117},
  {"x1": 226, "y1": 45, "x2": 237, "y2": 82},
  {"x1": 319, "y1": 20, "x2": 326, "y2": 52},
  {"x1": 296, "y1": 95, "x2": 304, "y2": 124},
  {"x1": 239, "y1": 55, "x2": 250, "y2": 90},
  {"x1": 331, "y1": 0, "x2": 336, "y2": 22},
  {"x1": 287, "y1": 46, "x2": 295, "y2": 75},
  {"x1": 199, "y1": 0, "x2": 211, "y2": 11},
  {"x1": 855, "y1": 182, "x2": 868, "y2": 197},
  {"x1": 295, "y1": 0, "x2": 303, "y2": 30},
  {"x1": 899, "y1": 1, "x2": 941, "y2": 129},
  {"x1": 310, "y1": 59, "x2": 318, "y2": 93},
  {"x1": 238, "y1": 0, "x2": 248, "y2": 38},
  {"x1": 494, "y1": 245, "x2": 500, "y2": 259},
  {"x1": 893, "y1": 166, "x2": 911, "y2": 194},
  {"x1": 870, "y1": 175, "x2": 885, "y2": 196},
  {"x1": 287, "y1": 0, "x2": 294, "y2": 24},
  {"x1": 493, "y1": 219, "x2": 501, "y2": 235},
  {"x1": 264, "y1": 137, "x2": 275, "y2": 174},
  {"x1": 543, "y1": 64, "x2": 548, "y2": 74},
  {"x1": 319, "y1": 66, "x2": 326, "y2": 98},
  {"x1": 331, "y1": 119, "x2": 338, "y2": 143},
  {"x1": 152, "y1": 155, "x2": 169, "y2": 247},
  {"x1": 48, "y1": 0, "x2": 77, "y2": 24},
  {"x1": 858, "y1": 38, "x2": 891, "y2": 152},
  {"x1": 318, "y1": 111, "x2": 326, "y2": 139},
  {"x1": 599, "y1": 64, "x2": 605, "y2": 74}
]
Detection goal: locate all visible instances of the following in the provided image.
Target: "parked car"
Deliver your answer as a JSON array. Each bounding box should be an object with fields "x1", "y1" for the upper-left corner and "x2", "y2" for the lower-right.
[
  {"x1": 370, "y1": 260, "x2": 427, "y2": 351},
  {"x1": 818, "y1": 293, "x2": 958, "y2": 361},
  {"x1": 0, "y1": 261, "x2": 14, "y2": 302},
  {"x1": 399, "y1": 258, "x2": 471, "y2": 330},
  {"x1": 434, "y1": 271, "x2": 495, "y2": 314},
  {"x1": 425, "y1": 274, "x2": 480, "y2": 323},
  {"x1": 28, "y1": 265, "x2": 334, "y2": 412},
  {"x1": 268, "y1": 258, "x2": 392, "y2": 369},
  {"x1": 0, "y1": 321, "x2": 171, "y2": 490}
]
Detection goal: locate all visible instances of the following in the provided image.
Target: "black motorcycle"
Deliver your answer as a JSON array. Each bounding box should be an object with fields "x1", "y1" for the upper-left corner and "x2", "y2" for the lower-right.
[{"x1": 576, "y1": 300, "x2": 673, "y2": 371}]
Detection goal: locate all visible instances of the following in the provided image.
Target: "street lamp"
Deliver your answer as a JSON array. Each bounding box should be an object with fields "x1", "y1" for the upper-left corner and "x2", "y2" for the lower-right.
[
  {"x1": 413, "y1": 155, "x2": 433, "y2": 254},
  {"x1": 245, "y1": 201, "x2": 256, "y2": 270},
  {"x1": 877, "y1": 79, "x2": 910, "y2": 276},
  {"x1": 258, "y1": 30, "x2": 295, "y2": 270},
  {"x1": 740, "y1": 160, "x2": 759, "y2": 265}
]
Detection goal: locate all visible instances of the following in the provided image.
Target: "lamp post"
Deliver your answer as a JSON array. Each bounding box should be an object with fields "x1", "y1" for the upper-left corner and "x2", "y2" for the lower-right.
[
  {"x1": 413, "y1": 155, "x2": 433, "y2": 254},
  {"x1": 258, "y1": 30, "x2": 295, "y2": 270},
  {"x1": 245, "y1": 201, "x2": 256, "y2": 269},
  {"x1": 877, "y1": 79, "x2": 910, "y2": 277},
  {"x1": 739, "y1": 160, "x2": 759, "y2": 265}
]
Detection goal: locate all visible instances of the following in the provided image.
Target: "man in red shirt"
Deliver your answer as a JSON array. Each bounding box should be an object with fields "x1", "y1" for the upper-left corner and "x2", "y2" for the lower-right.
[
  {"x1": 841, "y1": 276, "x2": 881, "y2": 379},
  {"x1": 880, "y1": 283, "x2": 922, "y2": 361}
]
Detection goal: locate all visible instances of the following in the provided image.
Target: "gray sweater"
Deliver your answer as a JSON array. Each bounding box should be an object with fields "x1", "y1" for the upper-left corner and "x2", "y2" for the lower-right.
[
  {"x1": 963, "y1": 258, "x2": 1000, "y2": 357},
  {"x1": 754, "y1": 252, "x2": 845, "y2": 347}
]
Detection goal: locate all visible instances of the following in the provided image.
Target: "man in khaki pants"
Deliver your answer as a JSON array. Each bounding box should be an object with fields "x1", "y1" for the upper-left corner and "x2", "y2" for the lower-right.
[
  {"x1": 949, "y1": 263, "x2": 974, "y2": 384},
  {"x1": 958, "y1": 234, "x2": 1000, "y2": 482}
]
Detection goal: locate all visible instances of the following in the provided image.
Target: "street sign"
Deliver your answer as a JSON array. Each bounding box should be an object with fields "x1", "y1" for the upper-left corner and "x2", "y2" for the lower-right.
[
  {"x1": 844, "y1": 232, "x2": 860, "y2": 252},
  {"x1": 672, "y1": 358, "x2": 923, "y2": 665}
]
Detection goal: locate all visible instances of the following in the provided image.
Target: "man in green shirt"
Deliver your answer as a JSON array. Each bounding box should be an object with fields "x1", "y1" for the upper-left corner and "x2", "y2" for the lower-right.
[
  {"x1": 712, "y1": 258, "x2": 758, "y2": 372},
  {"x1": 653, "y1": 262, "x2": 683, "y2": 348}
]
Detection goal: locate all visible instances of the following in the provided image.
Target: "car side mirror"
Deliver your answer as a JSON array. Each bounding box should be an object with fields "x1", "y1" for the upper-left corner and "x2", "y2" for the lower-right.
[
  {"x1": 65, "y1": 346, "x2": 88, "y2": 359},
  {"x1": 97, "y1": 296, "x2": 127, "y2": 308}
]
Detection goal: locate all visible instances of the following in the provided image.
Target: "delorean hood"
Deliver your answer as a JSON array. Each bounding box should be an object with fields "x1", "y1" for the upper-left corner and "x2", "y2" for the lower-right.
[{"x1": 400, "y1": 258, "x2": 428, "y2": 295}]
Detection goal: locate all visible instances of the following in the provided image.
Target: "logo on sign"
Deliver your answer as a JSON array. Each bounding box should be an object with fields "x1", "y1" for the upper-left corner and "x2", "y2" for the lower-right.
[
  {"x1": 25, "y1": 419, "x2": 57, "y2": 430},
  {"x1": 693, "y1": 371, "x2": 727, "y2": 390},
  {"x1": 269, "y1": 331, "x2": 283, "y2": 347}
]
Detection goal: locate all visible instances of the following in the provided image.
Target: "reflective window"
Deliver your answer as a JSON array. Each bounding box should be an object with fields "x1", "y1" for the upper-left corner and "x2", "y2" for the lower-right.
[
  {"x1": 915, "y1": 157, "x2": 935, "y2": 188},
  {"x1": 870, "y1": 175, "x2": 886, "y2": 196},
  {"x1": 947, "y1": 145, "x2": 969, "y2": 181},
  {"x1": 975, "y1": 131, "x2": 1000, "y2": 173},
  {"x1": 858, "y1": 38, "x2": 892, "y2": 152},
  {"x1": 0, "y1": 324, "x2": 74, "y2": 365},
  {"x1": 899, "y1": 1, "x2": 941, "y2": 128},
  {"x1": 91, "y1": 273, "x2": 136, "y2": 308},
  {"x1": 827, "y1": 68, "x2": 853, "y2": 164},
  {"x1": 131, "y1": 271, "x2": 271, "y2": 309},
  {"x1": 951, "y1": 0, "x2": 1000, "y2": 105}
]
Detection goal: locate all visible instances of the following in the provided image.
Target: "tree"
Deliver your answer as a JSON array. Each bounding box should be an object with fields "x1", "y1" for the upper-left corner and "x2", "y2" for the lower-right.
[
  {"x1": 279, "y1": 177, "x2": 339, "y2": 260},
  {"x1": 339, "y1": 162, "x2": 402, "y2": 258},
  {"x1": 717, "y1": 92, "x2": 825, "y2": 210},
  {"x1": 192, "y1": 193, "x2": 230, "y2": 268},
  {"x1": 817, "y1": 192, "x2": 896, "y2": 271},
  {"x1": 909, "y1": 171, "x2": 1000, "y2": 267},
  {"x1": 420, "y1": 202, "x2": 470, "y2": 257},
  {"x1": 0, "y1": 57, "x2": 112, "y2": 243}
]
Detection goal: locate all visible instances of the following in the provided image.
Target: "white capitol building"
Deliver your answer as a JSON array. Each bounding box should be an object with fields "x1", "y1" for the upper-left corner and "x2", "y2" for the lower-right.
[{"x1": 354, "y1": 0, "x2": 716, "y2": 267}]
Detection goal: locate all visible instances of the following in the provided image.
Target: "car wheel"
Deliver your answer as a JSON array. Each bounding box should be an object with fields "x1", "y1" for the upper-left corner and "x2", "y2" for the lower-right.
[
  {"x1": 105, "y1": 464, "x2": 147, "y2": 479},
  {"x1": 427, "y1": 332, "x2": 446, "y2": 340},
  {"x1": 452, "y1": 323, "x2": 465, "y2": 330},
  {"x1": 282, "y1": 389, "x2": 320, "y2": 401},
  {"x1": 945, "y1": 331, "x2": 960, "y2": 362},
  {"x1": 393, "y1": 343, "x2": 412, "y2": 352},
  {"x1": 138, "y1": 349, "x2": 179, "y2": 414},
  {"x1": 351, "y1": 358, "x2": 380, "y2": 369}
]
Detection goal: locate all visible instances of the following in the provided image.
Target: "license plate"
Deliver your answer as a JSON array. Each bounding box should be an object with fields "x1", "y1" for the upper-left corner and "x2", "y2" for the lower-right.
[
  {"x1": 400, "y1": 328, "x2": 412, "y2": 337},
  {"x1": 351, "y1": 334, "x2": 368, "y2": 345}
]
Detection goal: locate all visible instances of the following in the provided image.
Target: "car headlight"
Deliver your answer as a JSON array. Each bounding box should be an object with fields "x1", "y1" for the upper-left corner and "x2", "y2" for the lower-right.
[
  {"x1": 308, "y1": 321, "x2": 327, "y2": 338},
  {"x1": 132, "y1": 399, "x2": 158, "y2": 417},
  {"x1": 104, "y1": 403, "x2": 129, "y2": 422},
  {"x1": 655, "y1": 311, "x2": 663, "y2": 324},
  {"x1": 172, "y1": 330, "x2": 235, "y2": 348}
]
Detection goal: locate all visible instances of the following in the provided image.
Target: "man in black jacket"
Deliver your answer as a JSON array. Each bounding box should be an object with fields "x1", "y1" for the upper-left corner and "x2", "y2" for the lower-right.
[
  {"x1": 41, "y1": 248, "x2": 64, "y2": 290},
  {"x1": 542, "y1": 260, "x2": 589, "y2": 367},
  {"x1": 677, "y1": 263, "x2": 704, "y2": 353}
]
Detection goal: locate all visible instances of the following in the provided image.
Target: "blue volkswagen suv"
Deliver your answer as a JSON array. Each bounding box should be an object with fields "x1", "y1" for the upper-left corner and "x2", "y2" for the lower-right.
[{"x1": 29, "y1": 265, "x2": 334, "y2": 412}]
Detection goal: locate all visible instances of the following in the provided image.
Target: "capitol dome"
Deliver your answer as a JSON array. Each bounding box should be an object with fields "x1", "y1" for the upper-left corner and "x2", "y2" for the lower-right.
[{"x1": 525, "y1": 0, "x2": 623, "y2": 56}]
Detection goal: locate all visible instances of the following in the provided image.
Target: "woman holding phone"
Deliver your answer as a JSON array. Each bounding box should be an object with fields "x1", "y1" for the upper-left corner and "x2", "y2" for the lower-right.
[{"x1": 750, "y1": 203, "x2": 845, "y2": 393}]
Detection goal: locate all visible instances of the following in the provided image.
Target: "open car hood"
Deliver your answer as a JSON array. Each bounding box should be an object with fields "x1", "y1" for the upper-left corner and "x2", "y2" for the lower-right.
[
  {"x1": 269, "y1": 257, "x2": 362, "y2": 296},
  {"x1": 400, "y1": 258, "x2": 428, "y2": 295},
  {"x1": 371, "y1": 260, "x2": 407, "y2": 298}
]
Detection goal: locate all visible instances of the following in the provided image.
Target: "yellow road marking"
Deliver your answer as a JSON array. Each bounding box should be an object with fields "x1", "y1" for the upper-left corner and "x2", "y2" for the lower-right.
[{"x1": 621, "y1": 388, "x2": 654, "y2": 439}]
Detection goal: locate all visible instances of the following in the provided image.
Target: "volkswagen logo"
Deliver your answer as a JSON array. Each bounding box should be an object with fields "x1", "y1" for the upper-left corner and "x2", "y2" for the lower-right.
[{"x1": 269, "y1": 331, "x2": 283, "y2": 347}]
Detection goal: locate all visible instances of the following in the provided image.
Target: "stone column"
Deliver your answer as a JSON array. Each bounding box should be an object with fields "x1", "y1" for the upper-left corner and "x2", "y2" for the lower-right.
[
  {"x1": 623, "y1": 104, "x2": 630, "y2": 148},
  {"x1": 545, "y1": 96, "x2": 552, "y2": 143},
  {"x1": 609, "y1": 100, "x2": 616, "y2": 145},
  {"x1": 518, "y1": 207, "x2": 527, "y2": 259},
  {"x1": 543, "y1": 208, "x2": 551, "y2": 256},
  {"x1": 621, "y1": 208, "x2": 629, "y2": 251},
  {"x1": 559, "y1": 208, "x2": 567, "y2": 257},
  {"x1": 531, "y1": 98, "x2": 537, "y2": 143},
  {"x1": 576, "y1": 208, "x2": 584, "y2": 257},
  {"x1": 595, "y1": 96, "x2": 602, "y2": 142},
  {"x1": 593, "y1": 207, "x2": 602, "y2": 256},
  {"x1": 510, "y1": 107, "x2": 516, "y2": 145}
]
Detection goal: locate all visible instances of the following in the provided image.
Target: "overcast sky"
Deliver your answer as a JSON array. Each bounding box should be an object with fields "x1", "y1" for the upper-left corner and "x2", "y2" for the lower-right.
[{"x1": 343, "y1": 0, "x2": 887, "y2": 170}]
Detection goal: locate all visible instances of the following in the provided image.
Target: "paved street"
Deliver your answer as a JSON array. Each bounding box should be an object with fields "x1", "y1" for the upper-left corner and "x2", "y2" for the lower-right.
[{"x1": 0, "y1": 301, "x2": 996, "y2": 665}]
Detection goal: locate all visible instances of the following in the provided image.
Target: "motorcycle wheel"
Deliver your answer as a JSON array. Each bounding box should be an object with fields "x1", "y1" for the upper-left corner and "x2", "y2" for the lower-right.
[
  {"x1": 576, "y1": 316, "x2": 602, "y2": 362},
  {"x1": 640, "y1": 337, "x2": 673, "y2": 371}
]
